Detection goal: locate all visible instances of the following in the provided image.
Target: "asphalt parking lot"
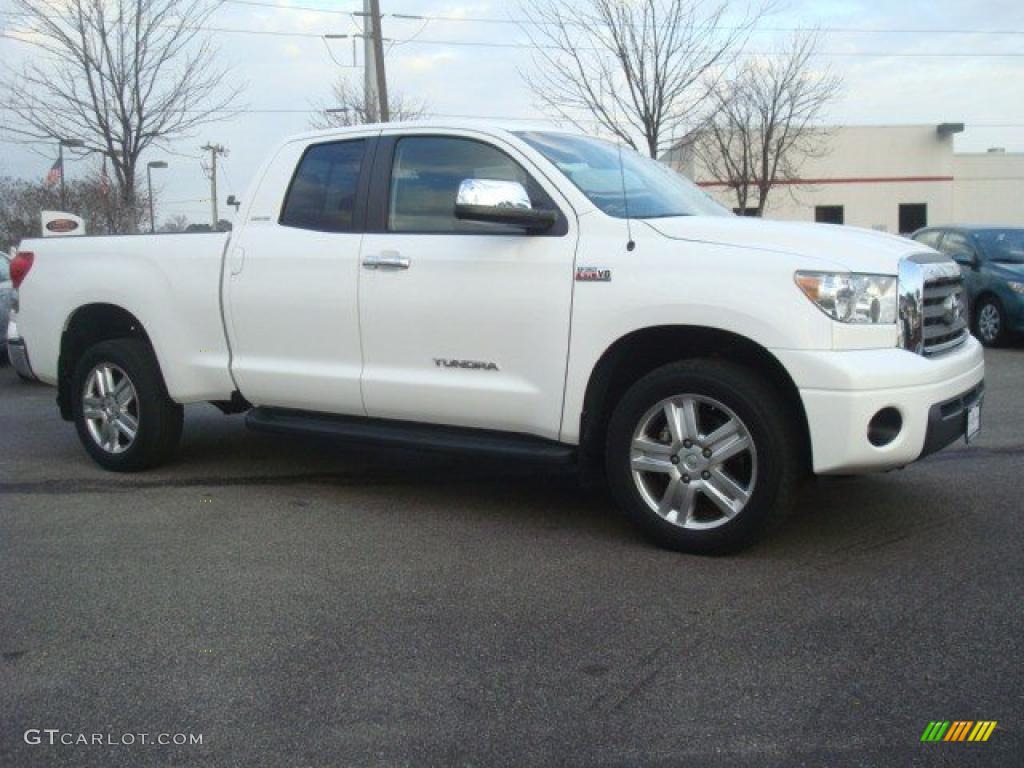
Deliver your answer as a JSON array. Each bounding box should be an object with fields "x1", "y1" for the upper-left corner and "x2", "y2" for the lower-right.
[{"x1": 1, "y1": 350, "x2": 1022, "y2": 767}]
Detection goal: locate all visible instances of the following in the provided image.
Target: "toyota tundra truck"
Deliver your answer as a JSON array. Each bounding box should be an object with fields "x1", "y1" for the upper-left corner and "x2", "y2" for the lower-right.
[{"x1": 7, "y1": 123, "x2": 985, "y2": 554}]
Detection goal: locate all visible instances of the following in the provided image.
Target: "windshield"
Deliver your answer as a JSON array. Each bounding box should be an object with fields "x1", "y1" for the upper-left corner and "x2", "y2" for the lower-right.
[
  {"x1": 516, "y1": 131, "x2": 730, "y2": 219},
  {"x1": 977, "y1": 229, "x2": 1024, "y2": 264}
]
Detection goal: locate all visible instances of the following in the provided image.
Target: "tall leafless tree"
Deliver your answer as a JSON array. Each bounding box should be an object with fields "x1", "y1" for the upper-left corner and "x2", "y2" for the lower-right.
[
  {"x1": 309, "y1": 76, "x2": 428, "y2": 130},
  {"x1": 0, "y1": 0, "x2": 242, "y2": 232},
  {"x1": 690, "y1": 32, "x2": 841, "y2": 216},
  {"x1": 519, "y1": 0, "x2": 768, "y2": 158}
]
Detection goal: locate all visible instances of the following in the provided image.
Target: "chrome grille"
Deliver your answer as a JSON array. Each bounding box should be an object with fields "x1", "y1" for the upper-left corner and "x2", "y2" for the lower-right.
[
  {"x1": 898, "y1": 256, "x2": 969, "y2": 356},
  {"x1": 921, "y1": 274, "x2": 968, "y2": 355}
]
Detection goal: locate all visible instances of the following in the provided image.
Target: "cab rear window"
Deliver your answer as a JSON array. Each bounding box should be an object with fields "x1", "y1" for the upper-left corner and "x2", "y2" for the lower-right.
[{"x1": 280, "y1": 139, "x2": 365, "y2": 232}]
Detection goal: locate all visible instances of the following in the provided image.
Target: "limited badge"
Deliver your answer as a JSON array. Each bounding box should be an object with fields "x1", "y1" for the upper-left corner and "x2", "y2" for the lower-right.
[{"x1": 576, "y1": 266, "x2": 612, "y2": 282}]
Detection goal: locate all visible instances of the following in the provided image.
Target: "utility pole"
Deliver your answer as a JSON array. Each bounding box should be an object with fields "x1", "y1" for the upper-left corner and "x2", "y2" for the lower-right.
[
  {"x1": 365, "y1": 0, "x2": 389, "y2": 122},
  {"x1": 201, "y1": 143, "x2": 227, "y2": 230}
]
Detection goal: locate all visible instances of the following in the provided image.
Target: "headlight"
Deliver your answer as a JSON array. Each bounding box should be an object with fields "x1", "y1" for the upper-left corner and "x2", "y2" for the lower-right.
[
  {"x1": 795, "y1": 271, "x2": 898, "y2": 324},
  {"x1": 1009, "y1": 281, "x2": 1024, "y2": 295}
]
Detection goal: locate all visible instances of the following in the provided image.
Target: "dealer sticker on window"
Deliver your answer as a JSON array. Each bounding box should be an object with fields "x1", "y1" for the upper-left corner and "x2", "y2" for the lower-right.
[{"x1": 966, "y1": 403, "x2": 982, "y2": 444}]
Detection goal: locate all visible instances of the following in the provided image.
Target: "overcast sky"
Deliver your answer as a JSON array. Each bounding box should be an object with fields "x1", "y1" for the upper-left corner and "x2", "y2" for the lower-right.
[{"x1": 1, "y1": 0, "x2": 1023, "y2": 227}]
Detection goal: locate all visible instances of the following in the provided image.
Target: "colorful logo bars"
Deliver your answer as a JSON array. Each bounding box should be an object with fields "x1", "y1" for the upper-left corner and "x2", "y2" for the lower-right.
[{"x1": 921, "y1": 721, "x2": 997, "y2": 742}]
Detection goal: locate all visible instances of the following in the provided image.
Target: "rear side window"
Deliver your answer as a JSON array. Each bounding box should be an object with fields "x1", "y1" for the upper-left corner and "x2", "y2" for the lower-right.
[
  {"x1": 280, "y1": 140, "x2": 365, "y2": 232},
  {"x1": 387, "y1": 136, "x2": 556, "y2": 234}
]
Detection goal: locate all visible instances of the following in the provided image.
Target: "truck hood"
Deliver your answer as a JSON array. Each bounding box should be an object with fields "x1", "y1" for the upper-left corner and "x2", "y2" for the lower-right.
[{"x1": 642, "y1": 216, "x2": 929, "y2": 274}]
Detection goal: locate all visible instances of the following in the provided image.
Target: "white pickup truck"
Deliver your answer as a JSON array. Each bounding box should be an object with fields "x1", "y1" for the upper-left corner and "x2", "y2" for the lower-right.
[{"x1": 8, "y1": 122, "x2": 985, "y2": 553}]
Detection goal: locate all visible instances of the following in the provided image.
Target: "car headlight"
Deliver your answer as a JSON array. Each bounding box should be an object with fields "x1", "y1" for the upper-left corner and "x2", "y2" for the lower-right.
[
  {"x1": 795, "y1": 271, "x2": 898, "y2": 324},
  {"x1": 1009, "y1": 281, "x2": 1024, "y2": 295}
]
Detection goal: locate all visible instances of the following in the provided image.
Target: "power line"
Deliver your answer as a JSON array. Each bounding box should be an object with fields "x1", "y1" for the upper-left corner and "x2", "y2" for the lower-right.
[
  {"x1": 3, "y1": 10, "x2": 1024, "y2": 46},
  {"x1": 222, "y1": 0, "x2": 358, "y2": 14},
  {"x1": 164, "y1": 3, "x2": 1024, "y2": 35},
  {"x1": 0, "y1": 104, "x2": 1021, "y2": 127},
  {"x1": 387, "y1": 13, "x2": 1024, "y2": 36}
]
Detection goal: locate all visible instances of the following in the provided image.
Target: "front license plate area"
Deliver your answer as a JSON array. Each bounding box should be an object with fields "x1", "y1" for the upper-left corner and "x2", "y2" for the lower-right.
[{"x1": 966, "y1": 403, "x2": 982, "y2": 444}]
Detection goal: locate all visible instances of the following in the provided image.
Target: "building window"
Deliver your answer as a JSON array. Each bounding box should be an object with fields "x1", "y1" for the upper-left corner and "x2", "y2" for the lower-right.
[
  {"x1": 815, "y1": 205, "x2": 844, "y2": 225},
  {"x1": 733, "y1": 207, "x2": 760, "y2": 217},
  {"x1": 898, "y1": 203, "x2": 927, "y2": 235}
]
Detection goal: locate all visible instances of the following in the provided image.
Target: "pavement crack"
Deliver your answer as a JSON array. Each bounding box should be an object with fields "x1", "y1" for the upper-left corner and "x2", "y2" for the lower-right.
[
  {"x1": 0, "y1": 471, "x2": 399, "y2": 496},
  {"x1": 923, "y1": 443, "x2": 1024, "y2": 462}
]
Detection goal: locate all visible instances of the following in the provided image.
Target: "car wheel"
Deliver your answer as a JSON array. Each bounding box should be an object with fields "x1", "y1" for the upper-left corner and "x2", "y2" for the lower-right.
[
  {"x1": 605, "y1": 360, "x2": 802, "y2": 555},
  {"x1": 974, "y1": 297, "x2": 1007, "y2": 347},
  {"x1": 72, "y1": 338, "x2": 183, "y2": 471}
]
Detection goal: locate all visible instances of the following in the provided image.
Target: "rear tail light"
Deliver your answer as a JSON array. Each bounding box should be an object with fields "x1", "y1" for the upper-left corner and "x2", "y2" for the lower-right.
[{"x1": 10, "y1": 251, "x2": 34, "y2": 289}]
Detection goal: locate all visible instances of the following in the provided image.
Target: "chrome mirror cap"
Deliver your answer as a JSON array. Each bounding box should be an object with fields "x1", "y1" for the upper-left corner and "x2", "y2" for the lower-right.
[{"x1": 455, "y1": 179, "x2": 531, "y2": 210}]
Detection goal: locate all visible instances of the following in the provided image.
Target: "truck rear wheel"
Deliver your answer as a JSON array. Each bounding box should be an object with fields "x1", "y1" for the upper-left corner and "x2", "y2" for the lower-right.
[
  {"x1": 71, "y1": 339, "x2": 183, "y2": 472},
  {"x1": 605, "y1": 360, "x2": 801, "y2": 555}
]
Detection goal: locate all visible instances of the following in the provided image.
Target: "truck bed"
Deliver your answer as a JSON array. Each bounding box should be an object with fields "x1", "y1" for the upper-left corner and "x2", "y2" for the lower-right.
[{"x1": 15, "y1": 232, "x2": 237, "y2": 403}]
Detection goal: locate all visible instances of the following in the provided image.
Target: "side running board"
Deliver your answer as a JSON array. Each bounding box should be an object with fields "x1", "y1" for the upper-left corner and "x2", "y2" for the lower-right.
[{"x1": 245, "y1": 407, "x2": 577, "y2": 464}]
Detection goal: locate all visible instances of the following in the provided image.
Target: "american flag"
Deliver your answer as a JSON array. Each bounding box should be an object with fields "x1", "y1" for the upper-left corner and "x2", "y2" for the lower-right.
[
  {"x1": 99, "y1": 162, "x2": 110, "y2": 197},
  {"x1": 44, "y1": 158, "x2": 62, "y2": 187}
]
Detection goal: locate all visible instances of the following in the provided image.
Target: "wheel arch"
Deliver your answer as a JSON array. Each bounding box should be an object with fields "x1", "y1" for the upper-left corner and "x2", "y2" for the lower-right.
[
  {"x1": 57, "y1": 303, "x2": 159, "y2": 421},
  {"x1": 973, "y1": 289, "x2": 1003, "y2": 315},
  {"x1": 578, "y1": 325, "x2": 812, "y2": 472}
]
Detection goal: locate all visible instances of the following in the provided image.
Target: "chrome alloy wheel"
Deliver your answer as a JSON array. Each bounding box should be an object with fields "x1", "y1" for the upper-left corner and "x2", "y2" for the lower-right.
[
  {"x1": 978, "y1": 303, "x2": 1000, "y2": 343},
  {"x1": 630, "y1": 394, "x2": 757, "y2": 530},
  {"x1": 82, "y1": 363, "x2": 140, "y2": 454}
]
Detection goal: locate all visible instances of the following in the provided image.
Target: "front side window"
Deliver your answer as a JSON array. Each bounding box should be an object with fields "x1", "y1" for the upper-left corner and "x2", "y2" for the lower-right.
[
  {"x1": 516, "y1": 131, "x2": 730, "y2": 219},
  {"x1": 975, "y1": 229, "x2": 1024, "y2": 264},
  {"x1": 388, "y1": 137, "x2": 556, "y2": 233},
  {"x1": 280, "y1": 139, "x2": 365, "y2": 232}
]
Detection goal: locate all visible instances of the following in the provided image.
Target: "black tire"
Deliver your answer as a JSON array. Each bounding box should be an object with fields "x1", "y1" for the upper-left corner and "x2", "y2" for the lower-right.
[
  {"x1": 605, "y1": 359, "x2": 803, "y2": 555},
  {"x1": 973, "y1": 296, "x2": 1008, "y2": 347},
  {"x1": 71, "y1": 338, "x2": 183, "y2": 472}
]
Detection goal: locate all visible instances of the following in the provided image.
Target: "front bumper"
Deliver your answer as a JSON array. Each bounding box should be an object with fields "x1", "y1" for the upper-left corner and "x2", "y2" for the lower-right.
[
  {"x1": 6, "y1": 314, "x2": 36, "y2": 380},
  {"x1": 920, "y1": 381, "x2": 984, "y2": 458},
  {"x1": 777, "y1": 336, "x2": 985, "y2": 474}
]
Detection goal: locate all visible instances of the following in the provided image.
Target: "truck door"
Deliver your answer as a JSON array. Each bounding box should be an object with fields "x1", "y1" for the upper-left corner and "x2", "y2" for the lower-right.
[
  {"x1": 224, "y1": 135, "x2": 375, "y2": 414},
  {"x1": 357, "y1": 131, "x2": 577, "y2": 440}
]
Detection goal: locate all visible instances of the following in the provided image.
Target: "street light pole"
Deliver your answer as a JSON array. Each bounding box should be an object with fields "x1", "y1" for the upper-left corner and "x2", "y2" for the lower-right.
[{"x1": 146, "y1": 161, "x2": 168, "y2": 233}]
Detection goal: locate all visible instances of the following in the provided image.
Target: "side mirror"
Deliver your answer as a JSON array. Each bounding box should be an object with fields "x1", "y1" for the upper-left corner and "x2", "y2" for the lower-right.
[
  {"x1": 952, "y1": 252, "x2": 979, "y2": 270},
  {"x1": 454, "y1": 179, "x2": 556, "y2": 233}
]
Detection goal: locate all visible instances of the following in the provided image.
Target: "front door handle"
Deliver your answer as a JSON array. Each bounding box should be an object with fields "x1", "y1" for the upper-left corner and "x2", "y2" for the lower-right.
[{"x1": 362, "y1": 251, "x2": 410, "y2": 271}]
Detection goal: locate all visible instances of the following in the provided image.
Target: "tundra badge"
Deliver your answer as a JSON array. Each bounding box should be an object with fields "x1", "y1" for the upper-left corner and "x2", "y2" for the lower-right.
[{"x1": 434, "y1": 358, "x2": 500, "y2": 371}]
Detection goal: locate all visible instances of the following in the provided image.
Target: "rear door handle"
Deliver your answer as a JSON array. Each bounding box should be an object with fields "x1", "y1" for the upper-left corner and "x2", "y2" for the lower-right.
[
  {"x1": 229, "y1": 246, "x2": 246, "y2": 276},
  {"x1": 362, "y1": 251, "x2": 410, "y2": 271}
]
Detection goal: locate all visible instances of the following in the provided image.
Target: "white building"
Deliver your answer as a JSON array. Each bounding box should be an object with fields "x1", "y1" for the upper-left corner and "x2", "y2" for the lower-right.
[{"x1": 666, "y1": 125, "x2": 1024, "y2": 234}]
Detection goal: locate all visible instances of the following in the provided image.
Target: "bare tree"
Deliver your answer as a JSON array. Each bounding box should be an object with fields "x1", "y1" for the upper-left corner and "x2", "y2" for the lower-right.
[
  {"x1": 0, "y1": 0, "x2": 242, "y2": 232},
  {"x1": 309, "y1": 77, "x2": 428, "y2": 130},
  {"x1": 691, "y1": 32, "x2": 842, "y2": 216},
  {"x1": 519, "y1": 0, "x2": 767, "y2": 158},
  {"x1": 159, "y1": 213, "x2": 190, "y2": 233}
]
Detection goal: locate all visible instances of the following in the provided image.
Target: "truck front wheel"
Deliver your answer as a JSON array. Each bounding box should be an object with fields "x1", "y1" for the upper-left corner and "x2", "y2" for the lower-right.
[
  {"x1": 71, "y1": 339, "x2": 183, "y2": 472},
  {"x1": 606, "y1": 360, "x2": 801, "y2": 555}
]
